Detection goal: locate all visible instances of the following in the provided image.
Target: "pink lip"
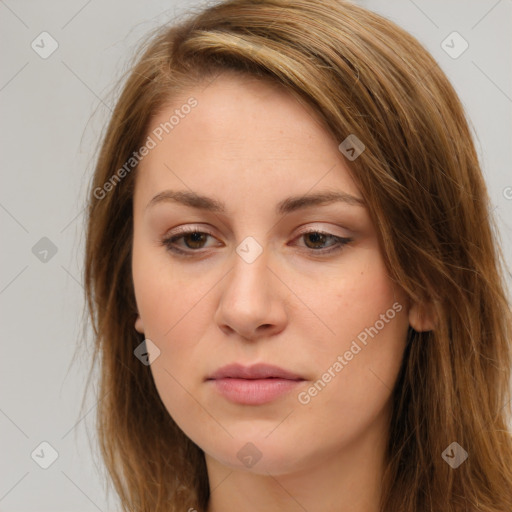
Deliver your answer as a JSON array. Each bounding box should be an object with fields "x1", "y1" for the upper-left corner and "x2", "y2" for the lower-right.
[{"x1": 206, "y1": 363, "x2": 305, "y2": 405}]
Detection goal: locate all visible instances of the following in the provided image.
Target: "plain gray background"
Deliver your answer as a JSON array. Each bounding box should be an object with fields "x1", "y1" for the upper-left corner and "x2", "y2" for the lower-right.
[{"x1": 1, "y1": 1, "x2": 511, "y2": 511}]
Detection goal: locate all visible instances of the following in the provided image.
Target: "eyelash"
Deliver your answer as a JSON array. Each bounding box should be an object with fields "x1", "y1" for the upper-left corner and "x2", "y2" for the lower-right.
[{"x1": 160, "y1": 227, "x2": 353, "y2": 257}]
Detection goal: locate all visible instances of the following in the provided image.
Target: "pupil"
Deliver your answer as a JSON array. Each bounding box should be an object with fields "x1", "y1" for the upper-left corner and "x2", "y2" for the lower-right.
[
  {"x1": 307, "y1": 232, "x2": 325, "y2": 248},
  {"x1": 187, "y1": 232, "x2": 205, "y2": 248}
]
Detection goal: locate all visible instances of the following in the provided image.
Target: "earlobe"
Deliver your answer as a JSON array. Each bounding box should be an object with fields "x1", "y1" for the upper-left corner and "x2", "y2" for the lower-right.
[
  {"x1": 135, "y1": 315, "x2": 145, "y2": 334},
  {"x1": 408, "y1": 300, "x2": 437, "y2": 332}
]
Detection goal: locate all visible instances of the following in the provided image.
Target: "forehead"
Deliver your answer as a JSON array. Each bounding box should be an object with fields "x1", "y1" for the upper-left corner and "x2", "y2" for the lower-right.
[{"x1": 134, "y1": 72, "x2": 362, "y2": 212}]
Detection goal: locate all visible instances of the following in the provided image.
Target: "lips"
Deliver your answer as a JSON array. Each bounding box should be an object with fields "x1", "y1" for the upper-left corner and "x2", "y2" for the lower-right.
[
  {"x1": 206, "y1": 363, "x2": 306, "y2": 405},
  {"x1": 207, "y1": 362, "x2": 304, "y2": 381}
]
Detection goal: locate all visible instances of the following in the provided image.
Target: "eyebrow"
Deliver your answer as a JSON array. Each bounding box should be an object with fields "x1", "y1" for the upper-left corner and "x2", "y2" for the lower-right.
[{"x1": 146, "y1": 189, "x2": 366, "y2": 215}]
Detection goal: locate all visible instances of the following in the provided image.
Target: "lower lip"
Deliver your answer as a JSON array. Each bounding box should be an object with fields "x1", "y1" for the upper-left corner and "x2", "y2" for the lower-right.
[{"x1": 209, "y1": 378, "x2": 304, "y2": 405}]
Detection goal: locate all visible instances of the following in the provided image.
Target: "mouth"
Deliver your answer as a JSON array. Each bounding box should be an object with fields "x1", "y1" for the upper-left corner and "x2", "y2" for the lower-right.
[
  {"x1": 206, "y1": 363, "x2": 306, "y2": 405},
  {"x1": 207, "y1": 362, "x2": 304, "y2": 381}
]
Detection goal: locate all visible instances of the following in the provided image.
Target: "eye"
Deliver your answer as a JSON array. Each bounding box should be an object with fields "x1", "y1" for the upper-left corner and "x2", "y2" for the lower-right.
[
  {"x1": 291, "y1": 229, "x2": 352, "y2": 255},
  {"x1": 160, "y1": 227, "x2": 352, "y2": 257},
  {"x1": 161, "y1": 227, "x2": 219, "y2": 255}
]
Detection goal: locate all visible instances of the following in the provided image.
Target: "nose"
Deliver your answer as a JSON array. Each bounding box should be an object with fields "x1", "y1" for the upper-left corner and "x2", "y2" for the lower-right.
[{"x1": 214, "y1": 244, "x2": 288, "y2": 341}]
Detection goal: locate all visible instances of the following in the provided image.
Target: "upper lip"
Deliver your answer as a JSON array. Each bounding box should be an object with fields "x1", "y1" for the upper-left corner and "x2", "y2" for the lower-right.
[{"x1": 207, "y1": 363, "x2": 304, "y2": 381}]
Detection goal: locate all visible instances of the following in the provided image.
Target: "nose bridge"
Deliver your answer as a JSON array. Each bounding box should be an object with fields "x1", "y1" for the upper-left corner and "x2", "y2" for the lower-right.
[
  {"x1": 228, "y1": 235, "x2": 271, "y2": 300},
  {"x1": 215, "y1": 235, "x2": 285, "y2": 338}
]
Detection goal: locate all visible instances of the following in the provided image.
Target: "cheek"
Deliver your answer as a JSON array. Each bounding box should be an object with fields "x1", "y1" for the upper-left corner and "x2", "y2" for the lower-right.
[
  {"x1": 298, "y1": 248, "x2": 408, "y2": 416},
  {"x1": 132, "y1": 256, "x2": 216, "y2": 436},
  {"x1": 132, "y1": 237, "x2": 211, "y2": 339},
  {"x1": 305, "y1": 244, "x2": 407, "y2": 351}
]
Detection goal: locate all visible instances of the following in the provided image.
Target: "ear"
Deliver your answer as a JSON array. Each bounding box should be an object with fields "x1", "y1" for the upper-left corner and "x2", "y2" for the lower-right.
[
  {"x1": 135, "y1": 314, "x2": 145, "y2": 334},
  {"x1": 408, "y1": 300, "x2": 436, "y2": 332}
]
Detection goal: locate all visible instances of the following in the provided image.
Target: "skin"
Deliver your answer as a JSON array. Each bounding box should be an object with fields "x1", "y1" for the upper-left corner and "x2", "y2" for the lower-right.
[{"x1": 132, "y1": 71, "x2": 434, "y2": 512}]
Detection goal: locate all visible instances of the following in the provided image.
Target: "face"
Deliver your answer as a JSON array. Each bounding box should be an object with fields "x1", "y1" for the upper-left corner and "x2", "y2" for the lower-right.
[{"x1": 131, "y1": 72, "x2": 420, "y2": 476}]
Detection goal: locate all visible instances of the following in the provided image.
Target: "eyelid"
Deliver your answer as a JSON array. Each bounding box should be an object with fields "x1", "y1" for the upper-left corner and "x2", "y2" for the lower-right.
[
  {"x1": 166, "y1": 225, "x2": 214, "y2": 236},
  {"x1": 165, "y1": 222, "x2": 350, "y2": 240},
  {"x1": 294, "y1": 222, "x2": 350, "y2": 238},
  {"x1": 164, "y1": 222, "x2": 350, "y2": 238}
]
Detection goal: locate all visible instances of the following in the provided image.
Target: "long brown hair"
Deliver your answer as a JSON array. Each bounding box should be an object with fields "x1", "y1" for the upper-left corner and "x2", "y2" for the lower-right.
[{"x1": 83, "y1": 0, "x2": 512, "y2": 510}]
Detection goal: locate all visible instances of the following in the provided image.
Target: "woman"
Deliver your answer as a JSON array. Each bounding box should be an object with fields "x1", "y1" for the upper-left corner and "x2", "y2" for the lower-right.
[{"x1": 83, "y1": 0, "x2": 512, "y2": 510}]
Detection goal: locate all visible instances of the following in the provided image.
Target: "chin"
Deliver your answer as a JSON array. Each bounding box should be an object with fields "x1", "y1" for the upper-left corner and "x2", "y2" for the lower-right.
[{"x1": 204, "y1": 436, "x2": 315, "y2": 476}]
